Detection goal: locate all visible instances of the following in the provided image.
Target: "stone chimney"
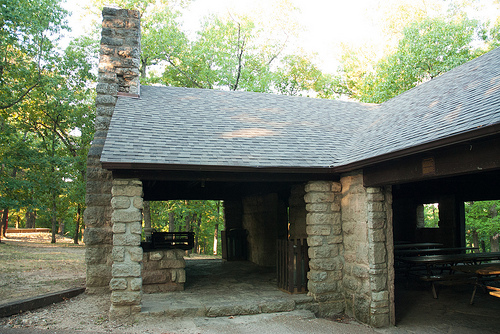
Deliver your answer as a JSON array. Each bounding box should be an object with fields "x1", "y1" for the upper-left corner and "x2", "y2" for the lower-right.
[{"x1": 84, "y1": 7, "x2": 141, "y2": 294}]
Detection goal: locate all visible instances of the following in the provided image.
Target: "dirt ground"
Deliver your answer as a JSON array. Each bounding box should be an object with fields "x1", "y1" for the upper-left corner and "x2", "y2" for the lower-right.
[{"x1": 0, "y1": 234, "x2": 377, "y2": 334}]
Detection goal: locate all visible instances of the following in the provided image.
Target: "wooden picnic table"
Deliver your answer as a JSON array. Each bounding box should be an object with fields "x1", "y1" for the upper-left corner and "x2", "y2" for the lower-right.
[
  {"x1": 399, "y1": 252, "x2": 500, "y2": 267},
  {"x1": 395, "y1": 247, "x2": 478, "y2": 257},
  {"x1": 452, "y1": 263, "x2": 500, "y2": 304},
  {"x1": 394, "y1": 242, "x2": 443, "y2": 250}
]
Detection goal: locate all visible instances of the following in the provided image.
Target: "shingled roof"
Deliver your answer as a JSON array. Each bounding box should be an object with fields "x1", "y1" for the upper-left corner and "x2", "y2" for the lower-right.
[{"x1": 101, "y1": 47, "x2": 500, "y2": 171}]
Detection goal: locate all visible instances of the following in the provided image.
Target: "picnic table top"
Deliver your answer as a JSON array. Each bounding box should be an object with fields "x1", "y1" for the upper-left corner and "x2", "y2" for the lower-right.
[
  {"x1": 399, "y1": 252, "x2": 500, "y2": 265},
  {"x1": 394, "y1": 242, "x2": 443, "y2": 250},
  {"x1": 395, "y1": 247, "x2": 478, "y2": 256},
  {"x1": 452, "y1": 264, "x2": 500, "y2": 275}
]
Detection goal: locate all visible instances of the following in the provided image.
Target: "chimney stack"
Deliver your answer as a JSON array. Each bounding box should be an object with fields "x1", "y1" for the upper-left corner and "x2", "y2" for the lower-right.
[{"x1": 84, "y1": 7, "x2": 141, "y2": 294}]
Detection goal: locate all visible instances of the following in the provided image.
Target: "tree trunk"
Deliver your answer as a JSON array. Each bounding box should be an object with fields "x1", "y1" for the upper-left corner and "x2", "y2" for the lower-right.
[
  {"x1": 168, "y1": 211, "x2": 175, "y2": 232},
  {"x1": 143, "y1": 201, "x2": 152, "y2": 242},
  {"x1": 472, "y1": 230, "x2": 480, "y2": 253},
  {"x1": 74, "y1": 205, "x2": 81, "y2": 244},
  {"x1": 25, "y1": 210, "x2": 36, "y2": 228},
  {"x1": 213, "y1": 223, "x2": 219, "y2": 255},
  {"x1": 490, "y1": 234, "x2": 499, "y2": 252},
  {"x1": 51, "y1": 193, "x2": 57, "y2": 244},
  {"x1": 489, "y1": 203, "x2": 498, "y2": 252},
  {"x1": 0, "y1": 208, "x2": 8, "y2": 240},
  {"x1": 1, "y1": 208, "x2": 8, "y2": 237}
]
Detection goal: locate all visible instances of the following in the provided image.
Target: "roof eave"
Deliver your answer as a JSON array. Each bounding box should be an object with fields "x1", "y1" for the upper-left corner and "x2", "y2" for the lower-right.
[{"x1": 331, "y1": 122, "x2": 500, "y2": 173}]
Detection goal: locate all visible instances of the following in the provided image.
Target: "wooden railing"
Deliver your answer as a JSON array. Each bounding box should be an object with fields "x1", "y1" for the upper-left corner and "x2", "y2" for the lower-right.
[{"x1": 277, "y1": 238, "x2": 309, "y2": 293}]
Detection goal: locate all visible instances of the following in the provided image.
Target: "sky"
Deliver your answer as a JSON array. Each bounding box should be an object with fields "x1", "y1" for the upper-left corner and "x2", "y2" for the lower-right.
[
  {"x1": 62, "y1": 0, "x2": 500, "y2": 73},
  {"x1": 62, "y1": 0, "x2": 381, "y2": 73}
]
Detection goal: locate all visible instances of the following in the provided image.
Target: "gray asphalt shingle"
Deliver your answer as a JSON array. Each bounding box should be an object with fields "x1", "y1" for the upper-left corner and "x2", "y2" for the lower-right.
[{"x1": 100, "y1": 47, "x2": 500, "y2": 170}]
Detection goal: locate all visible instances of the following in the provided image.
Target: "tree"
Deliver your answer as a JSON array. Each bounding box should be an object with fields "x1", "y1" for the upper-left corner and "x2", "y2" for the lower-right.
[
  {"x1": 335, "y1": 17, "x2": 481, "y2": 103},
  {"x1": 0, "y1": 0, "x2": 68, "y2": 110},
  {"x1": 465, "y1": 201, "x2": 500, "y2": 252}
]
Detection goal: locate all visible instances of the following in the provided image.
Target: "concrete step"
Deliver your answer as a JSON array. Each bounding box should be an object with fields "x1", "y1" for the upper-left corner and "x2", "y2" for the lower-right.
[{"x1": 139, "y1": 292, "x2": 317, "y2": 318}]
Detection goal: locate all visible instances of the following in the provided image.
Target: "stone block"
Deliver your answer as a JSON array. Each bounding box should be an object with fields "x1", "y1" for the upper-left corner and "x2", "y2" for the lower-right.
[
  {"x1": 86, "y1": 264, "x2": 112, "y2": 287},
  {"x1": 369, "y1": 229, "x2": 386, "y2": 242},
  {"x1": 369, "y1": 242, "x2": 387, "y2": 265},
  {"x1": 111, "y1": 209, "x2": 142, "y2": 223},
  {"x1": 305, "y1": 203, "x2": 329, "y2": 212},
  {"x1": 112, "y1": 262, "x2": 141, "y2": 277},
  {"x1": 305, "y1": 181, "x2": 332, "y2": 192},
  {"x1": 133, "y1": 197, "x2": 143, "y2": 209},
  {"x1": 367, "y1": 193, "x2": 384, "y2": 202},
  {"x1": 370, "y1": 313, "x2": 390, "y2": 328},
  {"x1": 111, "y1": 196, "x2": 131, "y2": 209},
  {"x1": 308, "y1": 281, "x2": 338, "y2": 294},
  {"x1": 367, "y1": 217, "x2": 385, "y2": 229},
  {"x1": 175, "y1": 269, "x2": 186, "y2": 283},
  {"x1": 327, "y1": 234, "x2": 343, "y2": 244},
  {"x1": 110, "y1": 278, "x2": 127, "y2": 290},
  {"x1": 149, "y1": 252, "x2": 163, "y2": 261},
  {"x1": 143, "y1": 270, "x2": 168, "y2": 284},
  {"x1": 367, "y1": 202, "x2": 384, "y2": 212},
  {"x1": 84, "y1": 227, "x2": 113, "y2": 245},
  {"x1": 96, "y1": 94, "x2": 117, "y2": 105},
  {"x1": 366, "y1": 187, "x2": 382, "y2": 194},
  {"x1": 331, "y1": 202, "x2": 341, "y2": 212},
  {"x1": 129, "y1": 278, "x2": 142, "y2": 291},
  {"x1": 317, "y1": 300, "x2": 346, "y2": 318},
  {"x1": 128, "y1": 246, "x2": 143, "y2": 262},
  {"x1": 307, "y1": 236, "x2": 324, "y2": 247},
  {"x1": 112, "y1": 184, "x2": 143, "y2": 197},
  {"x1": 85, "y1": 245, "x2": 112, "y2": 265},
  {"x1": 111, "y1": 291, "x2": 141, "y2": 306},
  {"x1": 331, "y1": 182, "x2": 342, "y2": 192},
  {"x1": 206, "y1": 304, "x2": 260, "y2": 317},
  {"x1": 159, "y1": 259, "x2": 185, "y2": 269},
  {"x1": 306, "y1": 225, "x2": 331, "y2": 236},
  {"x1": 129, "y1": 221, "x2": 142, "y2": 234},
  {"x1": 309, "y1": 244, "x2": 339, "y2": 259},
  {"x1": 370, "y1": 274, "x2": 388, "y2": 292},
  {"x1": 304, "y1": 192, "x2": 334, "y2": 204},
  {"x1": 113, "y1": 233, "x2": 141, "y2": 246},
  {"x1": 308, "y1": 270, "x2": 328, "y2": 282},
  {"x1": 311, "y1": 292, "x2": 344, "y2": 303},
  {"x1": 112, "y1": 222, "x2": 126, "y2": 234},
  {"x1": 354, "y1": 295, "x2": 371, "y2": 324},
  {"x1": 307, "y1": 213, "x2": 331, "y2": 225},
  {"x1": 260, "y1": 300, "x2": 295, "y2": 313},
  {"x1": 309, "y1": 257, "x2": 343, "y2": 271},
  {"x1": 112, "y1": 246, "x2": 125, "y2": 262},
  {"x1": 109, "y1": 304, "x2": 131, "y2": 320}
]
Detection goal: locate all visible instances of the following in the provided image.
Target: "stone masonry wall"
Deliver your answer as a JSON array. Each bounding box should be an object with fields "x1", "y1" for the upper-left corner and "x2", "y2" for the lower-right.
[
  {"x1": 109, "y1": 178, "x2": 143, "y2": 320},
  {"x1": 288, "y1": 184, "x2": 307, "y2": 240},
  {"x1": 142, "y1": 249, "x2": 186, "y2": 293},
  {"x1": 84, "y1": 7, "x2": 141, "y2": 293},
  {"x1": 340, "y1": 172, "x2": 394, "y2": 327},
  {"x1": 304, "y1": 181, "x2": 344, "y2": 317},
  {"x1": 242, "y1": 193, "x2": 287, "y2": 267}
]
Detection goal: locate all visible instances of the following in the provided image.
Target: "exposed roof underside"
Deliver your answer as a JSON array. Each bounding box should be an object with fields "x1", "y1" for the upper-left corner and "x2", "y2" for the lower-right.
[{"x1": 101, "y1": 47, "x2": 500, "y2": 172}]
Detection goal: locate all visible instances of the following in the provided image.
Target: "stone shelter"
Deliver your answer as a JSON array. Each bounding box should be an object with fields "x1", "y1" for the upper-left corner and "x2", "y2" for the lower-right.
[{"x1": 84, "y1": 7, "x2": 500, "y2": 327}]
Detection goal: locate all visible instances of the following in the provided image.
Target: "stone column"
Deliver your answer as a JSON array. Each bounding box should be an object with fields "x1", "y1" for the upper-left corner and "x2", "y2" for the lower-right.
[
  {"x1": 341, "y1": 171, "x2": 393, "y2": 327},
  {"x1": 366, "y1": 186, "x2": 394, "y2": 327},
  {"x1": 109, "y1": 179, "x2": 144, "y2": 319},
  {"x1": 304, "y1": 181, "x2": 344, "y2": 317}
]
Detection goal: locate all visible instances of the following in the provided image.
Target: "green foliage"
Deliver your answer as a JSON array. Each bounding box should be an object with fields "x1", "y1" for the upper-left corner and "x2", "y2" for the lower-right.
[
  {"x1": 423, "y1": 203, "x2": 439, "y2": 228},
  {"x1": 0, "y1": 0, "x2": 69, "y2": 109},
  {"x1": 336, "y1": 17, "x2": 481, "y2": 103},
  {"x1": 465, "y1": 201, "x2": 500, "y2": 251},
  {"x1": 150, "y1": 200, "x2": 224, "y2": 255}
]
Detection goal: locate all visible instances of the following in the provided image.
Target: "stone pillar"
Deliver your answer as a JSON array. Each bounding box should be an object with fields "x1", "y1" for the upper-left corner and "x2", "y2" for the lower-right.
[
  {"x1": 366, "y1": 186, "x2": 394, "y2": 327},
  {"x1": 304, "y1": 181, "x2": 344, "y2": 317},
  {"x1": 341, "y1": 171, "x2": 393, "y2": 327},
  {"x1": 84, "y1": 7, "x2": 141, "y2": 293},
  {"x1": 109, "y1": 179, "x2": 144, "y2": 319}
]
